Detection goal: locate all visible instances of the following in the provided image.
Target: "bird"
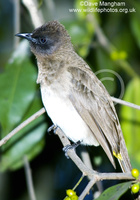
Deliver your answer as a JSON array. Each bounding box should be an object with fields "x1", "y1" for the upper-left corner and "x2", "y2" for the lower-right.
[{"x1": 15, "y1": 20, "x2": 132, "y2": 173}]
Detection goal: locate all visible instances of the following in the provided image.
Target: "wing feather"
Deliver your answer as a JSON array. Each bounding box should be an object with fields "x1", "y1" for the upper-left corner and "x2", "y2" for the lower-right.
[
  {"x1": 70, "y1": 93, "x2": 116, "y2": 167},
  {"x1": 68, "y1": 66, "x2": 129, "y2": 169}
]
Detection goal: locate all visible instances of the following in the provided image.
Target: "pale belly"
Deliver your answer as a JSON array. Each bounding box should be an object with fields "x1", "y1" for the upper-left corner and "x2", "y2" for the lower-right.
[{"x1": 41, "y1": 86, "x2": 99, "y2": 146}]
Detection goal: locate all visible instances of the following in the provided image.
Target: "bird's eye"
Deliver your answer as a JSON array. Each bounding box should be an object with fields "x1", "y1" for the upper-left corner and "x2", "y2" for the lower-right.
[{"x1": 40, "y1": 38, "x2": 47, "y2": 44}]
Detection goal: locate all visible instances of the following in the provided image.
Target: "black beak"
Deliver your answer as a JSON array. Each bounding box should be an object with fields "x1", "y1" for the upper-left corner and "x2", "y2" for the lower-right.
[
  {"x1": 15, "y1": 33, "x2": 32, "y2": 40},
  {"x1": 15, "y1": 33, "x2": 36, "y2": 43}
]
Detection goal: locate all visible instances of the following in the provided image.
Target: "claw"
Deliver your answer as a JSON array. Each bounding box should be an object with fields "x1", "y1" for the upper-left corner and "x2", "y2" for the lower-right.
[
  {"x1": 63, "y1": 141, "x2": 81, "y2": 159},
  {"x1": 47, "y1": 124, "x2": 58, "y2": 133}
]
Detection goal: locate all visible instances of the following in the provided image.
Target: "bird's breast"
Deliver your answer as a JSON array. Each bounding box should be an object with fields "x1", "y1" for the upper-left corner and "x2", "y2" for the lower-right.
[{"x1": 40, "y1": 84, "x2": 99, "y2": 146}]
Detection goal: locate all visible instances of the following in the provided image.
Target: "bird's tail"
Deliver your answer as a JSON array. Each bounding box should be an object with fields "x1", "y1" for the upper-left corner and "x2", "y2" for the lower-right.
[
  {"x1": 118, "y1": 154, "x2": 132, "y2": 173},
  {"x1": 118, "y1": 138, "x2": 132, "y2": 173}
]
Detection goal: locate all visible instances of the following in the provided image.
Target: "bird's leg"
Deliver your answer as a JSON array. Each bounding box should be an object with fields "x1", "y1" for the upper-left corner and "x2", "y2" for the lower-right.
[
  {"x1": 63, "y1": 140, "x2": 81, "y2": 159},
  {"x1": 47, "y1": 124, "x2": 58, "y2": 134}
]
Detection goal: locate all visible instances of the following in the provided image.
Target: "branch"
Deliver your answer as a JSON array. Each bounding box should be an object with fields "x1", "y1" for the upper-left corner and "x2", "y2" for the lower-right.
[
  {"x1": 55, "y1": 127, "x2": 135, "y2": 200},
  {"x1": 81, "y1": 150, "x2": 103, "y2": 196},
  {"x1": 1, "y1": 120, "x2": 135, "y2": 199},
  {"x1": 23, "y1": 155, "x2": 36, "y2": 200},
  {"x1": 0, "y1": 108, "x2": 45, "y2": 147},
  {"x1": 55, "y1": 127, "x2": 96, "y2": 177},
  {"x1": 22, "y1": 0, "x2": 44, "y2": 28}
]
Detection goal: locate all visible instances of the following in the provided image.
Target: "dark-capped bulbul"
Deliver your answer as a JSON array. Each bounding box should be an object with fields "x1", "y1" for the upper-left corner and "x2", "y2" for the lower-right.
[{"x1": 15, "y1": 21, "x2": 132, "y2": 172}]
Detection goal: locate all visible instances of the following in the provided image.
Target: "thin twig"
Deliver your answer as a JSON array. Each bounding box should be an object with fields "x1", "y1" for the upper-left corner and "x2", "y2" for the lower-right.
[
  {"x1": 0, "y1": 108, "x2": 45, "y2": 147},
  {"x1": 112, "y1": 97, "x2": 140, "y2": 110},
  {"x1": 79, "y1": 178, "x2": 97, "y2": 200},
  {"x1": 23, "y1": 155, "x2": 36, "y2": 200}
]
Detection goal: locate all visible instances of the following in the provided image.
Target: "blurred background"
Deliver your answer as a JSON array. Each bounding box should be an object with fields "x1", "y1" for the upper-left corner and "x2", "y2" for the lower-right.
[{"x1": 0, "y1": 0, "x2": 140, "y2": 199}]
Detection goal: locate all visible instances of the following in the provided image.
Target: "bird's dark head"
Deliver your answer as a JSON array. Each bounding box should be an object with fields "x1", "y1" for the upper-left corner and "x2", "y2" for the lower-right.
[{"x1": 15, "y1": 21, "x2": 72, "y2": 58}]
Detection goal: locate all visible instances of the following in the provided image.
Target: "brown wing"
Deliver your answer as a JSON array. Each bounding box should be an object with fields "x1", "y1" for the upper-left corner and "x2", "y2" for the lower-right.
[{"x1": 68, "y1": 65, "x2": 130, "y2": 170}]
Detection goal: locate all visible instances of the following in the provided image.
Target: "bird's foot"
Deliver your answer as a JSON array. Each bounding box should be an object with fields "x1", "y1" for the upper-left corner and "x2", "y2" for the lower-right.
[
  {"x1": 63, "y1": 141, "x2": 81, "y2": 159},
  {"x1": 47, "y1": 124, "x2": 58, "y2": 134}
]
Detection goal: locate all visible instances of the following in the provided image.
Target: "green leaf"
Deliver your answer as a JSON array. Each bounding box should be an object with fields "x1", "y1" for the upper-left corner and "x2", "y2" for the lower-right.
[
  {"x1": 120, "y1": 77, "x2": 140, "y2": 170},
  {"x1": 95, "y1": 181, "x2": 132, "y2": 200},
  {"x1": 0, "y1": 95, "x2": 47, "y2": 171},
  {"x1": 0, "y1": 40, "x2": 37, "y2": 136}
]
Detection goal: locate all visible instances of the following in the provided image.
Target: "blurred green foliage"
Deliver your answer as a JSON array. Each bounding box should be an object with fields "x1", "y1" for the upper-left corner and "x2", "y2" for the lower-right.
[
  {"x1": 0, "y1": 41, "x2": 47, "y2": 171},
  {"x1": 121, "y1": 77, "x2": 140, "y2": 170},
  {"x1": 63, "y1": 19, "x2": 94, "y2": 57},
  {"x1": 0, "y1": 0, "x2": 140, "y2": 200}
]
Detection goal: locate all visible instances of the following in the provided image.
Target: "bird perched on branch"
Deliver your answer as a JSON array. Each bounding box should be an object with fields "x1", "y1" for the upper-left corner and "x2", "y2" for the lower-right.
[{"x1": 16, "y1": 20, "x2": 132, "y2": 173}]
